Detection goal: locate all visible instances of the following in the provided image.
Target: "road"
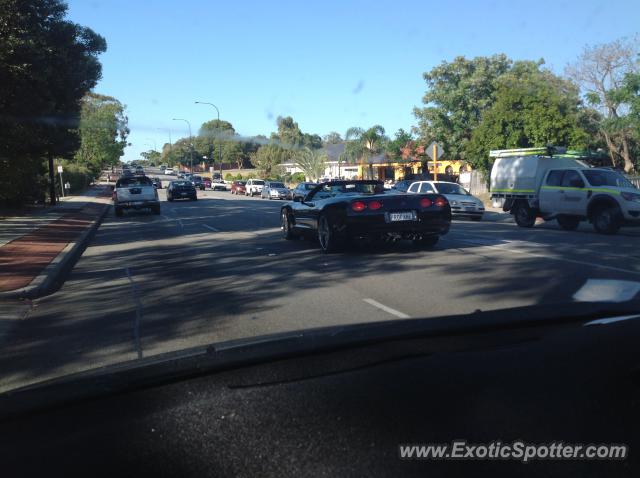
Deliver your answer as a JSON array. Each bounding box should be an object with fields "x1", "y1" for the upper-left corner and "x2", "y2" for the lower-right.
[{"x1": 1, "y1": 184, "x2": 640, "y2": 392}]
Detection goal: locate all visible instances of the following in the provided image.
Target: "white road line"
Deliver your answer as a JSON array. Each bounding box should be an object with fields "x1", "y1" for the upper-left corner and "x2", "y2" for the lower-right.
[
  {"x1": 203, "y1": 224, "x2": 220, "y2": 232},
  {"x1": 363, "y1": 298, "x2": 410, "y2": 319},
  {"x1": 443, "y1": 236, "x2": 640, "y2": 277}
]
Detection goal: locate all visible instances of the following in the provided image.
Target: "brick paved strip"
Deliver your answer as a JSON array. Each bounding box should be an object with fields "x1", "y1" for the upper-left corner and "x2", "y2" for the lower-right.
[{"x1": 0, "y1": 203, "x2": 106, "y2": 292}]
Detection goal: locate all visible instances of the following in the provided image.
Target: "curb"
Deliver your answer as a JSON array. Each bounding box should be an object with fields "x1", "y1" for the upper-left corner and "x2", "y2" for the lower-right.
[{"x1": 0, "y1": 202, "x2": 111, "y2": 301}]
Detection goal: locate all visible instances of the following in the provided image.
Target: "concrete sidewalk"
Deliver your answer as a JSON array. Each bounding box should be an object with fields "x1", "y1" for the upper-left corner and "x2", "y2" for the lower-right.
[{"x1": 0, "y1": 185, "x2": 112, "y2": 298}]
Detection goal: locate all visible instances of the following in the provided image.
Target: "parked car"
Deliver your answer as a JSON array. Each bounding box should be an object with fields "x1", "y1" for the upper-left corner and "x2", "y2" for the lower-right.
[
  {"x1": 151, "y1": 177, "x2": 163, "y2": 189},
  {"x1": 211, "y1": 180, "x2": 227, "y2": 191},
  {"x1": 203, "y1": 178, "x2": 212, "y2": 189},
  {"x1": 280, "y1": 180, "x2": 451, "y2": 252},
  {"x1": 191, "y1": 175, "x2": 205, "y2": 190},
  {"x1": 245, "y1": 179, "x2": 265, "y2": 196},
  {"x1": 291, "y1": 182, "x2": 318, "y2": 201},
  {"x1": 230, "y1": 180, "x2": 247, "y2": 195},
  {"x1": 166, "y1": 180, "x2": 197, "y2": 201},
  {"x1": 405, "y1": 180, "x2": 484, "y2": 221},
  {"x1": 261, "y1": 181, "x2": 290, "y2": 200},
  {"x1": 164, "y1": 168, "x2": 174, "y2": 175},
  {"x1": 113, "y1": 175, "x2": 160, "y2": 216}
]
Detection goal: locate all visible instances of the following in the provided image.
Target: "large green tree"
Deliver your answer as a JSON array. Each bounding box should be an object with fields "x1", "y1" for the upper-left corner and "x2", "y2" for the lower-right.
[
  {"x1": 74, "y1": 93, "x2": 129, "y2": 174},
  {"x1": 413, "y1": 54, "x2": 512, "y2": 160},
  {"x1": 467, "y1": 61, "x2": 590, "y2": 171},
  {"x1": 250, "y1": 143, "x2": 288, "y2": 177},
  {"x1": 0, "y1": 0, "x2": 106, "y2": 205}
]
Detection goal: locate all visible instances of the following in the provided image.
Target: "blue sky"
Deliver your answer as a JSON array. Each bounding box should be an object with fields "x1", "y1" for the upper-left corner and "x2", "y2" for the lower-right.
[{"x1": 66, "y1": 0, "x2": 639, "y2": 161}]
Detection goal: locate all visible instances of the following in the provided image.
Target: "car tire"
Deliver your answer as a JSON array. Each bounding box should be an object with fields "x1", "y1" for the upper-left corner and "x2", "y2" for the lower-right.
[
  {"x1": 115, "y1": 206, "x2": 123, "y2": 217},
  {"x1": 192, "y1": 195, "x2": 197, "y2": 201},
  {"x1": 557, "y1": 215, "x2": 580, "y2": 231},
  {"x1": 281, "y1": 209, "x2": 296, "y2": 240},
  {"x1": 514, "y1": 203, "x2": 536, "y2": 228},
  {"x1": 413, "y1": 234, "x2": 439, "y2": 247},
  {"x1": 317, "y1": 214, "x2": 344, "y2": 253},
  {"x1": 592, "y1": 204, "x2": 622, "y2": 235}
]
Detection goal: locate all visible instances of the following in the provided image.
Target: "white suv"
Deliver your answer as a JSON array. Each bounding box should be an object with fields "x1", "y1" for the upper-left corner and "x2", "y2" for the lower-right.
[{"x1": 245, "y1": 179, "x2": 265, "y2": 197}]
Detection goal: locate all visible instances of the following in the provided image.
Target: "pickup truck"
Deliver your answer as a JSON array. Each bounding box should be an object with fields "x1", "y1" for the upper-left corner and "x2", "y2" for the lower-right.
[
  {"x1": 490, "y1": 149, "x2": 640, "y2": 234},
  {"x1": 113, "y1": 176, "x2": 161, "y2": 217}
]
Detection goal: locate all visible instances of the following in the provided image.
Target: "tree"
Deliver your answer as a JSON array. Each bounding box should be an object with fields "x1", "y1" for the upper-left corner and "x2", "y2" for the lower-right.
[
  {"x1": 467, "y1": 61, "x2": 590, "y2": 172},
  {"x1": 566, "y1": 37, "x2": 640, "y2": 172},
  {"x1": 223, "y1": 141, "x2": 245, "y2": 169},
  {"x1": 323, "y1": 132, "x2": 343, "y2": 144},
  {"x1": 0, "y1": 0, "x2": 106, "y2": 206},
  {"x1": 75, "y1": 93, "x2": 129, "y2": 175},
  {"x1": 292, "y1": 148, "x2": 327, "y2": 181},
  {"x1": 274, "y1": 116, "x2": 304, "y2": 147},
  {"x1": 413, "y1": 54, "x2": 512, "y2": 160},
  {"x1": 250, "y1": 143, "x2": 288, "y2": 177},
  {"x1": 140, "y1": 150, "x2": 161, "y2": 165},
  {"x1": 386, "y1": 129, "x2": 413, "y2": 162}
]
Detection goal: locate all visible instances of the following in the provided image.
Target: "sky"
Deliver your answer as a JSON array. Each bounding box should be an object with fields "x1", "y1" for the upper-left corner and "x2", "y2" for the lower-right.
[{"x1": 65, "y1": 0, "x2": 640, "y2": 162}]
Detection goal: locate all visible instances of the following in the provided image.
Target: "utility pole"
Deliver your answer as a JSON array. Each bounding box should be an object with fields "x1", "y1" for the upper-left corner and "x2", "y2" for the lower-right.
[{"x1": 194, "y1": 101, "x2": 222, "y2": 177}]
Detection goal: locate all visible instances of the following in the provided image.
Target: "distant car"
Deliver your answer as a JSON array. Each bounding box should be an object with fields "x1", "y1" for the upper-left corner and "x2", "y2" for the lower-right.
[
  {"x1": 203, "y1": 178, "x2": 212, "y2": 189},
  {"x1": 160, "y1": 165, "x2": 166, "y2": 172},
  {"x1": 261, "y1": 181, "x2": 290, "y2": 200},
  {"x1": 245, "y1": 179, "x2": 265, "y2": 196},
  {"x1": 230, "y1": 180, "x2": 247, "y2": 195},
  {"x1": 405, "y1": 180, "x2": 484, "y2": 221},
  {"x1": 291, "y1": 182, "x2": 318, "y2": 201},
  {"x1": 211, "y1": 180, "x2": 227, "y2": 191},
  {"x1": 166, "y1": 180, "x2": 197, "y2": 201},
  {"x1": 135, "y1": 166, "x2": 144, "y2": 175},
  {"x1": 192, "y1": 175, "x2": 205, "y2": 190},
  {"x1": 121, "y1": 169, "x2": 133, "y2": 177},
  {"x1": 151, "y1": 177, "x2": 163, "y2": 189},
  {"x1": 164, "y1": 168, "x2": 174, "y2": 175}
]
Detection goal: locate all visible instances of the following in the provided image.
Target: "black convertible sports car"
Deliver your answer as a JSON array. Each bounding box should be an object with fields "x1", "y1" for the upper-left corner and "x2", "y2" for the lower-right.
[{"x1": 280, "y1": 180, "x2": 451, "y2": 252}]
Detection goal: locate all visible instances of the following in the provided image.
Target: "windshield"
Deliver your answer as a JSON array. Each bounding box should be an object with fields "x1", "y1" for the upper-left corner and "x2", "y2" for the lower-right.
[
  {"x1": 434, "y1": 183, "x2": 470, "y2": 195},
  {"x1": 2, "y1": 0, "x2": 640, "y2": 405},
  {"x1": 583, "y1": 170, "x2": 636, "y2": 189}
]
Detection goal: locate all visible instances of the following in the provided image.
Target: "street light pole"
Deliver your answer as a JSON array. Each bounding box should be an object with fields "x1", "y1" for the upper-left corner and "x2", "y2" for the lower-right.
[
  {"x1": 172, "y1": 118, "x2": 193, "y2": 173},
  {"x1": 195, "y1": 101, "x2": 222, "y2": 178}
]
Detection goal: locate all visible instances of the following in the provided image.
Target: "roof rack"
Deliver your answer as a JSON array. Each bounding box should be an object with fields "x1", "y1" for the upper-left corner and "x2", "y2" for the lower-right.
[{"x1": 489, "y1": 146, "x2": 567, "y2": 158}]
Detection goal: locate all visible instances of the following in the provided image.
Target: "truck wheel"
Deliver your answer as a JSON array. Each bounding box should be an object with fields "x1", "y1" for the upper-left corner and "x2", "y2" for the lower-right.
[
  {"x1": 557, "y1": 215, "x2": 579, "y2": 231},
  {"x1": 115, "y1": 206, "x2": 123, "y2": 217},
  {"x1": 592, "y1": 205, "x2": 622, "y2": 235},
  {"x1": 514, "y1": 203, "x2": 536, "y2": 228}
]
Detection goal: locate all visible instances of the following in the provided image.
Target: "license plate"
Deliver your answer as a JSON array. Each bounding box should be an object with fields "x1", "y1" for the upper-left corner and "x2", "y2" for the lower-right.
[
  {"x1": 389, "y1": 211, "x2": 416, "y2": 222},
  {"x1": 129, "y1": 188, "x2": 141, "y2": 194},
  {"x1": 181, "y1": 192, "x2": 188, "y2": 196},
  {"x1": 464, "y1": 207, "x2": 475, "y2": 211}
]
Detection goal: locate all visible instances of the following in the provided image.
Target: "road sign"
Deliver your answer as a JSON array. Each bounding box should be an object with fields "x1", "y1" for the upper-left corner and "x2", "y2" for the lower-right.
[
  {"x1": 426, "y1": 142, "x2": 444, "y2": 160},
  {"x1": 57, "y1": 165, "x2": 63, "y2": 173}
]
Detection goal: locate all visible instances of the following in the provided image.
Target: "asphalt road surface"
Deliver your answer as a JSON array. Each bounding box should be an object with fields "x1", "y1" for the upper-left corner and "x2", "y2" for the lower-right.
[{"x1": 1, "y1": 187, "x2": 640, "y2": 392}]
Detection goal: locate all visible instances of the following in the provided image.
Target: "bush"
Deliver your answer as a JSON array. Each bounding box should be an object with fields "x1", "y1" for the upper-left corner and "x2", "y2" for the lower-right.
[
  {"x1": 55, "y1": 160, "x2": 94, "y2": 195},
  {"x1": 291, "y1": 172, "x2": 305, "y2": 183},
  {"x1": 235, "y1": 173, "x2": 243, "y2": 180},
  {"x1": 224, "y1": 173, "x2": 234, "y2": 181}
]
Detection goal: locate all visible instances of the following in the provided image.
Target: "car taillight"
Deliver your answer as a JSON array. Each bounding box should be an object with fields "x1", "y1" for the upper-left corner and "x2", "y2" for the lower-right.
[
  {"x1": 351, "y1": 201, "x2": 366, "y2": 212},
  {"x1": 368, "y1": 200, "x2": 382, "y2": 210},
  {"x1": 434, "y1": 197, "x2": 448, "y2": 207},
  {"x1": 419, "y1": 198, "x2": 432, "y2": 208}
]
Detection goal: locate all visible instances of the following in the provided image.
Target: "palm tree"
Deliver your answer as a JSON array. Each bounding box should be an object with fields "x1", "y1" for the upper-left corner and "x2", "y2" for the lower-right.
[
  {"x1": 292, "y1": 147, "x2": 327, "y2": 182},
  {"x1": 344, "y1": 125, "x2": 388, "y2": 179}
]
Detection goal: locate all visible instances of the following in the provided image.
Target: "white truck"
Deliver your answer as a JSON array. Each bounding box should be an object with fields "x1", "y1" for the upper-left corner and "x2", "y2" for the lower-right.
[
  {"x1": 113, "y1": 175, "x2": 161, "y2": 217},
  {"x1": 490, "y1": 147, "x2": 640, "y2": 234}
]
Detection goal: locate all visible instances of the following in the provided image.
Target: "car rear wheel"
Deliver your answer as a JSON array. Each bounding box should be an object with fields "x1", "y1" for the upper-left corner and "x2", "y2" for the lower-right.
[
  {"x1": 281, "y1": 210, "x2": 295, "y2": 240},
  {"x1": 592, "y1": 205, "x2": 622, "y2": 235},
  {"x1": 514, "y1": 203, "x2": 536, "y2": 228},
  {"x1": 318, "y1": 214, "x2": 344, "y2": 253},
  {"x1": 413, "y1": 234, "x2": 439, "y2": 247},
  {"x1": 557, "y1": 215, "x2": 580, "y2": 231}
]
